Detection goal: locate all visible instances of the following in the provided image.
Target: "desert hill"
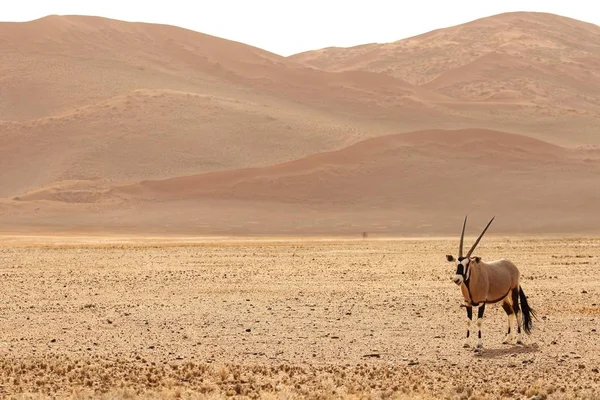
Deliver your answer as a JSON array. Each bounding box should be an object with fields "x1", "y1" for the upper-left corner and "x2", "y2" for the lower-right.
[
  {"x1": 1, "y1": 13, "x2": 600, "y2": 235},
  {"x1": 291, "y1": 12, "x2": 600, "y2": 145},
  {"x1": 0, "y1": 14, "x2": 455, "y2": 198},
  {"x1": 4, "y1": 129, "x2": 600, "y2": 235}
]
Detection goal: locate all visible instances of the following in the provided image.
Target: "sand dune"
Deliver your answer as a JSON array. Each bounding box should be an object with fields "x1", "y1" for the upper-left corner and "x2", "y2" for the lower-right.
[
  {"x1": 0, "y1": 88, "x2": 364, "y2": 198},
  {"x1": 115, "y1": 128, "x2": 572, "y2": 202},
  {"x1": 291, "y1": 12, "x2": 600, "y2": 144},
  {"x1": 0, "y1": 14, "x2": 441, "y2": 123},
  {"x1": 1, "y1": 14, "x2": 452, "y2": 199},
  {"x1": 2, "y1": 13, "x2": 600, "y2": 235},
  {"x1": 5, "y1": 129, "x2": 600, "y2": 235}
]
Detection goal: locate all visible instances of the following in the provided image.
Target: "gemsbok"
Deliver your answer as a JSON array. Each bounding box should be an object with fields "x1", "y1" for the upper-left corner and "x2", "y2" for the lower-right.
[{"x1": 446, "y1": 216, "x2": 535, "y2": 349}]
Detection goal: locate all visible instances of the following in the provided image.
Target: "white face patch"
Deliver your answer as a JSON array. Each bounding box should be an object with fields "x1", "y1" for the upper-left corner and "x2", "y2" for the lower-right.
[
  {"x1": 452, "y1": 274, "x2": 463, "y2": 285},
  {"x1": 461, "y1": 258, "x2": 471, "y2": 280}
]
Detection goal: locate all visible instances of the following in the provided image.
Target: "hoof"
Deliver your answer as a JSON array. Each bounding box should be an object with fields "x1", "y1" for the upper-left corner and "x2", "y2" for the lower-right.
[{"x1": 463, "y1": 343, "x2": 470, "y2": 348}]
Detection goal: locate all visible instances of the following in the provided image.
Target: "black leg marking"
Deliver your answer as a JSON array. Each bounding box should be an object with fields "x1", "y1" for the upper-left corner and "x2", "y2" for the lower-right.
[
  {"x1": 464, "y1": 306, "x2": 473, "y2": 347},
  {"x1": 466, "y1": 306, "x2": 473, "y2": 338},
  {"x1": 511, "y1": 288, "x2": 522, "y2": 336},
  {"x1": 476, "y1": 304, "x2": 485, "y2": 348},
  {"x1": 502, "y1": 301, "x2": 513, "y2": 335},
  {"x1": 477, "y1": 303, "x2": 486, "y2": 319},
  {"x1": 512, "y1": 288, "x2": 520, "y2": 314}
]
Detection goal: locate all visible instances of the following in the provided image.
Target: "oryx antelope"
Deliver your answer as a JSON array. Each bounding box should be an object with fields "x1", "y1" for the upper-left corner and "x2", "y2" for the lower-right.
[{"x1": 446, "y1": 216, "x2": 535, "y2": 349}]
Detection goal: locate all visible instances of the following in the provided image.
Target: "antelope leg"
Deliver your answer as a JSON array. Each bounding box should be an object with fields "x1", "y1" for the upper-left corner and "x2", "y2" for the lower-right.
[
  {"x1": 463, "y1": 305, "x2": 473, "y2": 348},
  {"x1": 476, "y1": 304, "x2": 486, "y2": 348}
]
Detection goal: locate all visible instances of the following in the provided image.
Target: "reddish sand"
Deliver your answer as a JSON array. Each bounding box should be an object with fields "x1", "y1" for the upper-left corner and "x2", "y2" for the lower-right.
[
  {"x1": 2, "y1": 128, "x2": 600, "y2": 235},
  {"x1": 1, "y1": 12, "x2": 599, "y2": 235}
]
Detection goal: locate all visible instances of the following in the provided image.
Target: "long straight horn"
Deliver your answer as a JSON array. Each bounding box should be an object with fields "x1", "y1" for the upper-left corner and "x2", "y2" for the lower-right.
[
  {"x1": 458, "y1": 215, "x2": 467, "y2": 258},
  {"x1": 466, "y1": 216, "x2": 495, "y2": 257}
]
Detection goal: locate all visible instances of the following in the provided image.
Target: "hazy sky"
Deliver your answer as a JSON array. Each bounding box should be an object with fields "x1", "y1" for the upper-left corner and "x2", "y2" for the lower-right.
[{"x1": 3, "y1": 0, "x2": 599, "y2": 56}]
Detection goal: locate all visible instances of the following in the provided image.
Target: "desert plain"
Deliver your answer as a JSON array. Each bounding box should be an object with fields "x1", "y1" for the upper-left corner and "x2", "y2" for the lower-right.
[{"x1": 0, "y1": 235, "x2": 598, "y2": 399}]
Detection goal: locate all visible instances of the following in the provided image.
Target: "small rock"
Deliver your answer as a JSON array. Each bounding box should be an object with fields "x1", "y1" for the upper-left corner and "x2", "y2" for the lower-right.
[
  {"x1": 148, "y1": 345, "x2": 155, "y2": 349},
  {"x1": 592, "y1": 368, "x2": 599, "y2": 373},
  {"x1": 362, "y1": 353, "x2": 381, "y2": 358},
  {"x1": 582, "y1": 290, "x2": 588, "y2": 294},
  {"x1": 579, "y1": 364, "x2": 585, "y2": 369},
  {"x1": 50, "y1": 339, "x2": 56, "y2": 343},
  {"x1": 107, "y1": 319, "x2": 113, "y2": 324},
  {"x1": 245, "y1": 328, "x2": 251, "y2": 332},
  {"x1": 408, "y1": 360, "x2": 419, "y2": 366}
]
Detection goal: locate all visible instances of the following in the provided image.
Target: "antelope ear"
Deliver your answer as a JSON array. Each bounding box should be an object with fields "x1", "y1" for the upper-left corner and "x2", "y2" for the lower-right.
[
  {"x1": 446, "y1": 255, "x2": 455, "y2": 262},
  {"x1": 473, "y1": 256, "x2": 481, "y2": 263}
]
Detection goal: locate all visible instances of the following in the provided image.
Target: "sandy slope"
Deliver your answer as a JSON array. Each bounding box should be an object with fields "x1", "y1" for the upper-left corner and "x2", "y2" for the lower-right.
[
  {"x1": 0, "y1": 89, "x2": 362, "y2": 198},
  {"x1": 291, "y1": 12, "x2": 600, "y2": 144},
  {"x1": 3, "y1": 128, "x2": 600, "y2": 235},
  {"x1": 0, "y1": 15, "x2": 452, "y2": 198}
]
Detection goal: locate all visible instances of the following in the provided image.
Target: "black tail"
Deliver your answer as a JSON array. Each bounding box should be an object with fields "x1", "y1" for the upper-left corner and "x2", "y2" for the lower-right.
[{"x1": 518, "y1": 286, "x2": 536, "y2": 334}]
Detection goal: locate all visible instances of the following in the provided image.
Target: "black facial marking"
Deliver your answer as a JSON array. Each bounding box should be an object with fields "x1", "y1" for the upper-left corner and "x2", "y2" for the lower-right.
[{"x1": 455, "y1": 257, "x2": 470, "y2": 277}]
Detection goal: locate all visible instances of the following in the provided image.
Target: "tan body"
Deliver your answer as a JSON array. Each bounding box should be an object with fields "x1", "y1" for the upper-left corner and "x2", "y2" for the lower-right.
[
  {"x1": 447, "y1": 216, "x2": 536, "y2": 349},
  {"x1": 460, "y1": 258, "x2": 520, "y2": 306}
]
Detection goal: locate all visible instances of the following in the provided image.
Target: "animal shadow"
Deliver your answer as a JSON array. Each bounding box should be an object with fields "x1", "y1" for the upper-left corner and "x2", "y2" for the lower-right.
[{"x1": 474, "y1": 343, "x2": 540, "y2": 359}]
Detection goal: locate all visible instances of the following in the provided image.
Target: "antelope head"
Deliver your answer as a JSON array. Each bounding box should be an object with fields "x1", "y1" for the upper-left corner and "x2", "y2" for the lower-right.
[{"x1": 446, "y1": 216, "x2": 495, "y2": 285}]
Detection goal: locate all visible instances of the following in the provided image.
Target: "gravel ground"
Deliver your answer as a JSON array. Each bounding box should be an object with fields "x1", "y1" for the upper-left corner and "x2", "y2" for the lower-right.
[{"x1": 0, "y1": 237, "x2": 598, "y2": 399}]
